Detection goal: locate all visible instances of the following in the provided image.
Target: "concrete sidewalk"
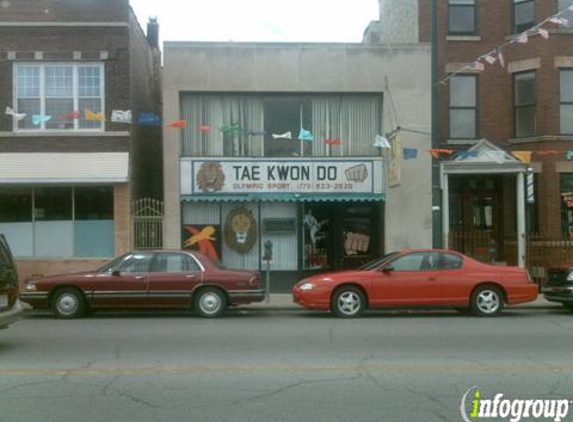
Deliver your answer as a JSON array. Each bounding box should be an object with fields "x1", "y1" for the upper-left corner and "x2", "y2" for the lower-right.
[{"x1": 239, "y1": 294, "x2": 563, "y2": 311}]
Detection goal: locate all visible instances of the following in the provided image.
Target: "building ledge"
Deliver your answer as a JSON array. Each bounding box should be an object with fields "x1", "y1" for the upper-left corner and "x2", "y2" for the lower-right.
[
  {"x1": 446, "y1": 139, "x2": 480, "y2": 145},
  {"x1": 0, "y1": 131, "x2": 130, "y2": 138},
  {"x1": 508, "y1": 135, "x2": 573, "y2": 144},
  {"x1": 446, "y1": 35, "x2": 482, "y2": 42}
]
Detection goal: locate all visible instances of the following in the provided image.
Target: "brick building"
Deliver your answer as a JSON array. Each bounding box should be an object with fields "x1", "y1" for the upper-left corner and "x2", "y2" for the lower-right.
[
  {"x1": 368, "y1": 0, "x2": 573, "y2": 272},
  {"x1": 0, "y1": 0, "x2": 162, "y2": 281}
]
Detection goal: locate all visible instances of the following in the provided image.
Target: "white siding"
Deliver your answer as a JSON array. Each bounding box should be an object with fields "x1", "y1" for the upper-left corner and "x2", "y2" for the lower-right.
[{"x1": 0, "y1": 153, "x2": 129, "y2": 183}]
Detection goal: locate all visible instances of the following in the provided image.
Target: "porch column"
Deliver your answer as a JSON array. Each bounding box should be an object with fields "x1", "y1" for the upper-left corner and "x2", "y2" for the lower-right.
[
  {"x1": 442, "y1": 172, "x2": 449, "y2": 249},
  {"x1": 516, "y1": 171, "x2": 526, "y2": 268}
]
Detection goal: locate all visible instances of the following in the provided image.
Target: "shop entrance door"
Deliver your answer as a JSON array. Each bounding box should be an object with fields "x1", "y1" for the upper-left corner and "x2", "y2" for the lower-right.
[{"x1": 448, "y1": 176, "x2": 503, "y2": 262}]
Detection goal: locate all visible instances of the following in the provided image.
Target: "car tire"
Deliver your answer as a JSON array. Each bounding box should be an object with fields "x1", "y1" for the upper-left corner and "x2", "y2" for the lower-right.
[
  {"x1": 51, "y1": 287, "x2": 86, "y2": 319},
  {"x1": 331, "y1": 286, "x2": 366, "y2": 318},
  {"x1": 470, "y1": 285, "x2": 504, "y2": 317},
  {"x1": 194, "y1": 287, "x2": 227, "y2": 318}
]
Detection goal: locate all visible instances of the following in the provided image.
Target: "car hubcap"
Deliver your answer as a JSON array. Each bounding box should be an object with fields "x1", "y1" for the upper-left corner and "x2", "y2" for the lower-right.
[
  {"x1": 338, "y1": 291, "x2": 360, "y2": 315},
  {"x1": 477, "y1": 290, "x2": 500, "y2": 313},
  {"x1": 200, "y1": 292, "x2": 221, "y2": 315},
  {"x1": 57, "y1": 294, "x2": 78, "y2": 315}
]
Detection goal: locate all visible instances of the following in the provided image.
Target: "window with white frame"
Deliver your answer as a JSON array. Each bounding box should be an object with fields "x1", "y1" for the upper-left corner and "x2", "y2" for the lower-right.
[
  {"x1": 514, "y1": 0, "x2": 535, "y2": 34},
  {"x1": 561, "y1": 70, "x2": 573, "y2": 134},
  {"x1": 448, "y1": 0, "x2": 477, "y2": 35},
  {"x1": 514, "y1": 71, "x2": 536, "y2": 138},
  {"x1": 14, "y1": 63, "x2": 104, "y2": 131},
  {"x1": 449, "y1": 74, "x2": 477, "y2": 139},
  {"x1": 180, "y1": 94, "x2": 382, "y2": 158}
]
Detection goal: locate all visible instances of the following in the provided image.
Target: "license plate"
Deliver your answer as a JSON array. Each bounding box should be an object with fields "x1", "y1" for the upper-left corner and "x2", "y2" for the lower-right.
[{"x1": 0, "y1": 294, "x2": 7, "y2": 308}]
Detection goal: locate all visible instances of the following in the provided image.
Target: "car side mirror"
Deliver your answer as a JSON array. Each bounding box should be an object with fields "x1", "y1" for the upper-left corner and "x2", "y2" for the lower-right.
[
  {"x1": 112, "y1": 270, "x2": 121, "y2": 277},
  {"x1": 381, "y1": 266, "x2": 395, "y2": 273}
]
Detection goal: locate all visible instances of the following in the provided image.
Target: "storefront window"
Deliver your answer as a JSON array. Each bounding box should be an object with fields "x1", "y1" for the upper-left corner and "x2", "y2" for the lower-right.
[
  {"x1": 0, "y1": 186, "x2": 114, "y2": 258},
  {"x1": 263, "y1": 99, "x2": 312, "y2": 158},
  {"x1": 561, "y1": 174, "x2": 573, "y2": 239},
  {"x1": 303, "y1": 206, "x2": 330, "y2": 270}
]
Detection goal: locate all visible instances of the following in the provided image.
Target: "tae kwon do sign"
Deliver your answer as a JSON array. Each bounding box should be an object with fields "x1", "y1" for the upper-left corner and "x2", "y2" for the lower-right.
[{"x1": 180, "y1": 158, "x2": 385, "y2": 196}]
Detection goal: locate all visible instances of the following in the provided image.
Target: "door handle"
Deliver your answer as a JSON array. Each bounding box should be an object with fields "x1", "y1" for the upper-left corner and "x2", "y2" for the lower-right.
[
  {"x1": 134, "y1": 275, "x2": 146, "y2": 281},
  {"x1": 428, "y1": 277, "x2": 437, "y2": 282},
  {"x1": 185, "y1": 274, "x2": 197, "y2": 279}
]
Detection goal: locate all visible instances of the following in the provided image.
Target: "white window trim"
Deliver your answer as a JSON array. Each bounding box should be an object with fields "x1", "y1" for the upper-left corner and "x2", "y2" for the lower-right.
[{"x1": 13, "y1": 62, "x2": 105, "y2": 132}]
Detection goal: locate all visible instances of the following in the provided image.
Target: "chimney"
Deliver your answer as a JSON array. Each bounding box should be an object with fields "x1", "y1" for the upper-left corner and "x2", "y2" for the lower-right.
[{"x1": 147, "y1": 16, "x2": 159, "y2": 49}]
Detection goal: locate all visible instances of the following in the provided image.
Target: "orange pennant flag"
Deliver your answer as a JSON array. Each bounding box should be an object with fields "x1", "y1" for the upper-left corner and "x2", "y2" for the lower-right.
[
  {"x1": 428, "y1": 149, "x2": 454, "y2": 159},
  {"x1": 537, "y1": 149, "x2": 560, "y2": 156},
  {"x1": 84, "y1": 109, "x2": 105, "y2": 121},
  {"x1": 512, "y1": 151, "x2": 532, "y2": 163},
  {"x1": 168, "y1": 120, "x2": 187, "y2": 129}
]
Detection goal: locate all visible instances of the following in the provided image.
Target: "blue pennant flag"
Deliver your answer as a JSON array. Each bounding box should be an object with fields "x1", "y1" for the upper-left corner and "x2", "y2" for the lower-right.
[
  {"x1": 403, "y1": 148, "x2": 418, "y2": 160},
  {"x1": 298, "y1": 128, "x2": 314, "y2": 142},
  {"x1": 138, "y1": 112, "x2": 161, "y2": 126}
]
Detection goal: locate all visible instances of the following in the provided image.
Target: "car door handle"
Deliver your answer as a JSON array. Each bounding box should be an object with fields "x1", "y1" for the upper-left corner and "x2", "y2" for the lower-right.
[
  {"x1": 428, "y1": 277, "x2": 437, "y2": 281},
  {"x1": 185, "y1": 274, "x2": 197, "y2": 279},
  {"x1": 134, "y1": 275, "x2": 146, "y2": 281}
]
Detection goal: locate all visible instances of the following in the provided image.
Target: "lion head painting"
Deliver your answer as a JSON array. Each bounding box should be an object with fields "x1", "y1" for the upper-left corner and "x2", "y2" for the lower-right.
[
  {"x1": 224, "y1": 206, "x2": 257, "y2": 253},
  {"x1": 197, "y1": 162, "x2": 225, "y2": 192}
]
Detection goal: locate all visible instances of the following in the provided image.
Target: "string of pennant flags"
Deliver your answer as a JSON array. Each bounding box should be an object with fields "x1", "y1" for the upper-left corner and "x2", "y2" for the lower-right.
[{"x1": 440, "y1": 5, "x2": 573, "y2": 84}]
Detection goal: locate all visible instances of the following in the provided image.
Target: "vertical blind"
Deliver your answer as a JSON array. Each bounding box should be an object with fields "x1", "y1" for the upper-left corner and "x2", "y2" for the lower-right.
[{"x1": 180, "y1": 94, "x2": 382, "y2": 158}]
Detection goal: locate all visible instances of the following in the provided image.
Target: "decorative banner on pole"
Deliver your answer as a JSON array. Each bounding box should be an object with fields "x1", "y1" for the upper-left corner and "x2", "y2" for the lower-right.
[
  {"x1": 57, "y1": 111, "x2": 79, "y2": 120},
  {"x1": 428, "y1": 149, "x2": 454, "y2": 159},
  {"x1": 247, "y1": 130, "x2": 266, "y2": 136},
  {"x1": 85, "y1": 109, "x2": 105, "y2": 121},
  {"x1": 373, "y1": 134, "x2": 391, "y2": 148},
  {"x1": 168, "y1": 120, "x2": 187, "y2": 129},
  {"x1": 219, "y1": 123, "x2": 240, "y2": 134},
  {"x1": 388, "y1": 134, "x2": 402, "y2": 188},
  {"x1": 138, "y1": 112, "x2": 161, "y2": 126},
  {"x1": 403, "y1": 148, "x2": 418, "y2": 160},
  {"x1": 5, "y1": 106, "x2": 27, "y2": 121},
  {"x1": 111, "y1": 110, "x2": 132, "y2": 124},
  {"x1": 512, "y1": 151, "x2": 532, "y2": 163},
  {"x1": 272, "y1": 131, "x2": 292, "y2": 140},
  {"x1": 297, "y1": 128, "x2": 314, "y2": 142},
  {"x1": 32, "y1": 114, "x2": 52, "y2": 125},
  {"x1": 325, "y1": 138, "x2": 344, "y2": 145}
]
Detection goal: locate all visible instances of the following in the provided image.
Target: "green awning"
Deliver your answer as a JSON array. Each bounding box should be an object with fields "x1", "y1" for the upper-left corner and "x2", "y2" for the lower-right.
[{"x1": 180, "y1": 193, "x2": 385, "y2": 203}]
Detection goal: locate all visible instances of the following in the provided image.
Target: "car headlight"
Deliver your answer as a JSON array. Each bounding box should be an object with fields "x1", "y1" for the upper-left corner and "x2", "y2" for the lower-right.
[
  {"x1": 567, "y1": 272, "x2": 573, "y2": 282},
  {"x1": 25, "y1": 283, "x2": 37, "y2": 292},
  {"x1": 299, "y1": 282, "x2": 315, "y2": 291}
]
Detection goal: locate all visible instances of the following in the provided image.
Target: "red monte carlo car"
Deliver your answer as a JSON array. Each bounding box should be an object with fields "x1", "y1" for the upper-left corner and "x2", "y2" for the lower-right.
[
  {"x1": 20, "y1": 250, "x2": 264, "y2": 318},
  {"x1": 293, "y1": 249, "x2": 538, "y2": 317}
]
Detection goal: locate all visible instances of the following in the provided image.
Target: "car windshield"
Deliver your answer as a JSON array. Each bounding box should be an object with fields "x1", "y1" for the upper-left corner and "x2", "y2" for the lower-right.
[
  {"x1": 358, "y1": 252, "x2": 400, "y2": 271},
  {"x1": 96, "y1": 253, "x2": 131, "y2": 273}
]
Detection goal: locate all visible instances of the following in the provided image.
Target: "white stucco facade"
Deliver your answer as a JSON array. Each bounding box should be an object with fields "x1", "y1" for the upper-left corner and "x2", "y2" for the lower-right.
[{"x1": 163, "y1": 41, "x2": 431, "y2": 253}]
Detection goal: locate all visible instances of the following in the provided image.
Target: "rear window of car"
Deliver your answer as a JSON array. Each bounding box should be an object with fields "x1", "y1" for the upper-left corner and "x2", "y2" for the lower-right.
[
  {"x1": 440, "y1": 253, "x2": 463, "y2": 270},
  {"x1": 0, "y1": 236, "x2": 13, "y2": 267}
]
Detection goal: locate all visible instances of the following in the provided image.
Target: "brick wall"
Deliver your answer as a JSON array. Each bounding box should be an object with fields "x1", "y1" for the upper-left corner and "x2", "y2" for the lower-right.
[
  {"x1": 114, "y1": 183, "x2": 131, "y2": 255},
  {"x1": 0, "y1": 0, "x2": 129, "y2": 23},
  {"x1": 417, "y1": 0, "x2": 573, "y2": 238}
]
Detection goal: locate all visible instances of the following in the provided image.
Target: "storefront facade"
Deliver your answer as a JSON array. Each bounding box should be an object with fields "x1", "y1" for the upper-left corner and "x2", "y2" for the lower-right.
[{"x1": 163, "y1": 42, "x2": 432, "y2": 290}]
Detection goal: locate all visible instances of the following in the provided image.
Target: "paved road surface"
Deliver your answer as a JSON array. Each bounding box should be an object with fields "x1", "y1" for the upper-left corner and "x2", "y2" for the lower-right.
[{"x1": 1, "y1": 306, "x2": 573, "y2": 422}]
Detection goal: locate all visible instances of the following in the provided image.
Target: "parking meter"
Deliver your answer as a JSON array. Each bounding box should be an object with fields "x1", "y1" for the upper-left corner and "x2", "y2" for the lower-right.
[{"x1": 263, "y1": 240, "x2": 273, "y2": 262}]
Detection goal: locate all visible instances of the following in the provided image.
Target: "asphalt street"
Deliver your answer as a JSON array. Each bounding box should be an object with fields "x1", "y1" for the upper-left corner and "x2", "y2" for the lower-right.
[{"x1": 2, "y1": 305, "x2": 573, "y2": 422}]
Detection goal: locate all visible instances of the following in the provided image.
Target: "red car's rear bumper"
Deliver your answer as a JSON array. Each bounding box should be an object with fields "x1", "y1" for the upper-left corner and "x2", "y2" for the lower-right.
[{"x1": 507, "y1": 283, "x2": 539, "y2": 305}]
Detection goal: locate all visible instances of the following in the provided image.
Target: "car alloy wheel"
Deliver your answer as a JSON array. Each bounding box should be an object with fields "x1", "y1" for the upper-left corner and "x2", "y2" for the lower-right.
[
  {"x1": 332, "y1": 287, "x2": 366, "y2": 318},
  {"x1": 471, "y1": 286, "x2": 503, "y2": 317},
  {"x1": 52, "y1": 288, "x2": 86, "y2": 319},
  {"x1": 195, "y1": 288, "x2": 227, "y2": 318}
]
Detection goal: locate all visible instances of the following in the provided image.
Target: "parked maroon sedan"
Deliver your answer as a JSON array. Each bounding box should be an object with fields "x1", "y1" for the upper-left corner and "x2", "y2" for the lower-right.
[{"x1": 20, "y1": 250, "x2": 264, "y2": 318}]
